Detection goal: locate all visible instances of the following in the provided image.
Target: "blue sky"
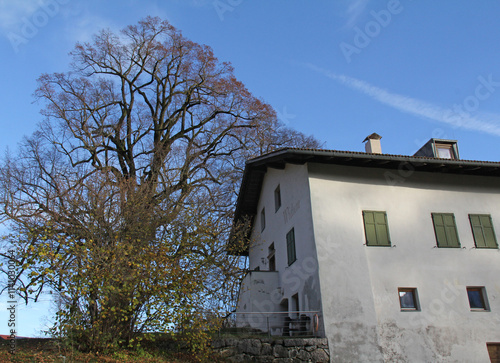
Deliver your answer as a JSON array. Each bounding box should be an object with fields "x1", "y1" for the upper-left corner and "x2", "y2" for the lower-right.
[{"x1": 1, "y1": 0, "x2": 500, "y2": 337}]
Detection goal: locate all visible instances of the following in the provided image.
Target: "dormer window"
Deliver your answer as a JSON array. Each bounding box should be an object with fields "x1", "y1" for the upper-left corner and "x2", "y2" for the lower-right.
[
  {"x1": 435, "y1": 143, "x2": 454, "y2": 159},
  {"x1": 414, "y1": 139, "x2": 459, "y2": 159}
]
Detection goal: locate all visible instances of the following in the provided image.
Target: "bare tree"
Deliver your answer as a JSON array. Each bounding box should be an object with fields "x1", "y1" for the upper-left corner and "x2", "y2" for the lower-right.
[{"x1": 0, "y1": 16, "x2": 321, "y2": 351}]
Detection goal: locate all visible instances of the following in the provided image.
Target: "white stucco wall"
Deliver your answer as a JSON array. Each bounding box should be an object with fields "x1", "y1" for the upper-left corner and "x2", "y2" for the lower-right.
[
  {"x1": 308, "y1": 163, "x2": 500, "y2": 363},
  {"x1": 237, "y1": 164, "x2": 324, "y2": 334},
  {"x1": 235, "y1": 270, "x2": 280, "y2": 331}
]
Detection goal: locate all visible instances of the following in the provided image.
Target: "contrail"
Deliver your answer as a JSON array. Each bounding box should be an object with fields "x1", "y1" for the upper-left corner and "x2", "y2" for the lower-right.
[{"x1": 306, "y1": 64, "x2": 500, "y2": 137}]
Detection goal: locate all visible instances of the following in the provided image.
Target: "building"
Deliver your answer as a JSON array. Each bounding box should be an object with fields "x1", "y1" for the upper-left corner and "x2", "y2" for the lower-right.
[{"x1": 231, "y1": 135, "x2": 500, "y2": 362}]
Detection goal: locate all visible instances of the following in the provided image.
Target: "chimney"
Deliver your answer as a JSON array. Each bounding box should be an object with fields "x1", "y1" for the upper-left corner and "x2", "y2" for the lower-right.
[{"x1": 363, "y1": 133, "x2": 382, "y2": 154}]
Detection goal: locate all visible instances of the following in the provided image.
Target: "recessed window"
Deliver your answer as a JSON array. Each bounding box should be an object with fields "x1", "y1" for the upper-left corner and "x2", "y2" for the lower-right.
[
  {"x1": 432, "y1": 213, "x2": 460, "y2": 248},
  {"x1": 398, "y1": 288, "x2": 419, "y2": 311},
  {"x1": 362, "y1": 211, "x2": 391, "y2": 246},
  {"x1": 268, "y1": 243, "x2": 276, "y2": 272},
  {"x1": 467, "y1": 287, "x2": 489, "y2": 310},
  {"x1": 291, "y1": 293, "x2": 300, "y2": 318},
  {"x1": 435, "y1": 143, "x2": 456, "y2": 159},
  {"x1": 469, "y1": 214, "x2": 498, "y2": 249},
  {"x1": 286, "y1": 228, "x2": 297, "y2": 266},
  {"x1": 274, "y1": 185, "x2": 281, "y2": 212},
  {"x1": 261, "y1": 208, "x2": 266, "y2": 232}
]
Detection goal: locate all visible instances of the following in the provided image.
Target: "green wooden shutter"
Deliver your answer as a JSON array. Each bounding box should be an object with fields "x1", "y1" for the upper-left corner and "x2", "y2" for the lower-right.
[
  {"x1": 432, "y1": 213, "x2": 460, "y2": 247},
  {"x1": 375, "y1": 212, "x2": 390, "y2": 245},
  {"x1": 432, "y1": 213, "x2": 447, "y2": 246},
  {"x1": 482, "y1": 215, "x2": 498, "y2": 248},
  {"x1": 363, "y1": 211, "x2": 377, "y2": 245},
  {"x1": 443, "y1": 214, "x2": 460, "y2": 247},
  {"x1": 286, "y1": 228, "x2": 296, "y2": 265},
  {"x1": 363, "y1": 211, "x2": 391, "y2": 246},
  {"x1": 470, "y1": 214, "x2": 498, "y2": 249},
  {"x1": 470, "y1": 215, "x2": 485, "y2": 247}
]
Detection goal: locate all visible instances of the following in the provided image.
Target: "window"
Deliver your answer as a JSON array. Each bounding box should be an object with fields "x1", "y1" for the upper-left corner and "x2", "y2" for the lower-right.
[
  {"x1": 291, "y1": 293, "x2": 299, "y2": 318},
  {"x1": 487, "y1": 343, "x2": 500, "y2": 363},
  {"x1": 286, "y1": 228, "x2": 297, "y2": 265},
  {"x1": 362, "y1": 211, "x2": 391, "y2": 246},
  {"x1": 435, "y1": 143, "x2": 456, "y2": 159},
  {"x1": 470, "y1": 214, "x2": 498, "y2": 249},
  {"x1": 261, "y1": 208, "x2": 266, "y2": 232},
  {"x1": 398, "y1": 288, "x2": 419, "y2": 311},
  {"x1": 432, "y1": 213, "x2": 460, "y2": 248},
  {"x1": 274, "y1": 185, "x2": 281, "y2": 212},
  {"x1": 268, "y1": 243, "x2": 276, "y2": 271},
  {"x1": 467, "y1": 287, "x2": 489, "y2": 310}
]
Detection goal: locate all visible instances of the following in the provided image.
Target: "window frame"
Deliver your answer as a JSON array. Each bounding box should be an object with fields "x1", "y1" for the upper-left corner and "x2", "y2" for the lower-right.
[
  {"x1": 467, "y1": 286, "x2": 489, "y2": 311},
  {"x1": 434, "y1": 143, "x2": 456, "y2": 159},
  {"x1": 286, "y1": 228, "x2": 297, "y2": 266},
  {"x1": 362, "y1": 211, "x2": 391, "y2": 247},
  {"x1": 469, "y1": 214, "x2": 498, "y2": 249},
  {"x1": 431, "y1": 213, "x2": 460, "y2": 248},
  {"x1": 398, "y1": 288, "x2": 420, "y2": 311}
]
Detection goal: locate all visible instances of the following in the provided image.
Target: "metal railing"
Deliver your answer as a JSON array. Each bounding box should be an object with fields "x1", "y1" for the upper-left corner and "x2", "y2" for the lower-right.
[{"x1": 219, "y1": 311, "x2": 321, "y2": 338}]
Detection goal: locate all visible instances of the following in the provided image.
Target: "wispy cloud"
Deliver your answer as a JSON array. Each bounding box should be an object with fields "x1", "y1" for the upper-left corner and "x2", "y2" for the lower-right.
[
  {"x1": 343, "y1": 0, "x2": 369, "y2": 29},
  {"x1": 0, "y1": 1, "x2": 41, "y2": 33},
  {"x1": 306, "y1": 64, "x2": 500, "y2": 137}
]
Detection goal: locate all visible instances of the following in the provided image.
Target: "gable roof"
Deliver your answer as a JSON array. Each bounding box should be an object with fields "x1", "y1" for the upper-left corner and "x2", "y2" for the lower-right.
[{"x1": 230, "y1": 147, "x2": 500, "y2": 254}]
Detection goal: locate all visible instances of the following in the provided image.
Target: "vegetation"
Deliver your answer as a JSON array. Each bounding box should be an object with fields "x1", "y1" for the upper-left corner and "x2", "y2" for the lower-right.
[
  {"x1": 0, "y1": 16, "x2": 320, "y2": 357},
  {"x1": 0, "y1": 337, "x2": 222, "y2": 362}
]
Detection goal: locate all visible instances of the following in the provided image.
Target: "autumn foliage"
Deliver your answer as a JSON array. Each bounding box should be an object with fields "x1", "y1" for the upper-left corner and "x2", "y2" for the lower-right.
[{"x1": 0, "y1": 17, "x2": 320, "y2": 354}]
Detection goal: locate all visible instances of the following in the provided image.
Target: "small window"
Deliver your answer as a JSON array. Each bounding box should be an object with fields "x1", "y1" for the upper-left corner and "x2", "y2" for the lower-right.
[
  {"x1": 435, "y1": 143, "x2": 455, "y2": 159},
  {"x1": 470, "y1": 214, "x2": 498, "y2": 249},
  {"x1": 291, "y1": 293, "x2": 300, "y2": 318},
  {"x1": 362, "y1": 211, "x2": 391, "y2": 246},
  {"x1": 467, "y1": 287, "x2": 489, "y2": 311},
  {"x1": 268, "y1": 243, "x2": 276, "y2": 272},
  {"x1": 261, "y1": 208, "x2": 266, "y2": 232},
  {"x1": 432, "y1": 213, "x2": 460, "y2": 248},
  {"x1": 274, "y1": 185, "x2": 281, "y2": 212},
  {"x1": 398, "y1": 288, "x2": 419, "y2": 311},
  {"x1": 286, "y1": 228, "x2": 297, "y2": 266},
  {"x1": 436, "y1": 147, "x2": 452, "y2": 159}
]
